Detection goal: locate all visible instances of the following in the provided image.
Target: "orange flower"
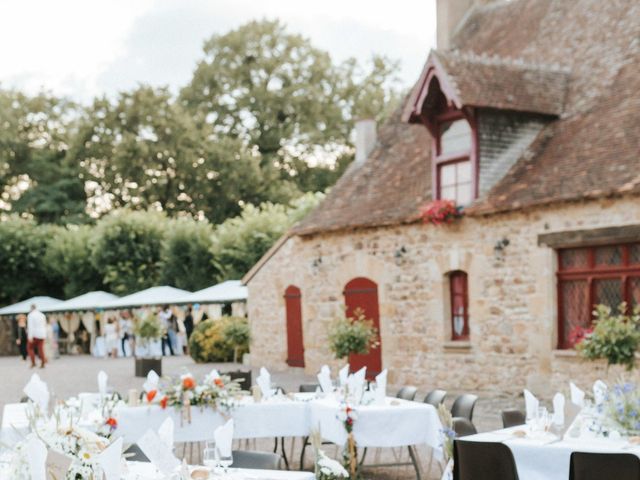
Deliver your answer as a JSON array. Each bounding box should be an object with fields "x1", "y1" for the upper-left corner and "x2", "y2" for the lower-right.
[
  {"x1": 105, "y1": 417, "x2": 117, "y2": 427},
  {"x1": 146, "y1": 390, "x2": 157, "y2": 402},
  {"x1": 182, "y1": 376, "x2": 196, "y2": 390},
  {"x1": 214, "y1": 378, "x2": 224, "y2": 387},
  {"x1": 160, "y1": 396, "x2": 168, "y2": 409}
]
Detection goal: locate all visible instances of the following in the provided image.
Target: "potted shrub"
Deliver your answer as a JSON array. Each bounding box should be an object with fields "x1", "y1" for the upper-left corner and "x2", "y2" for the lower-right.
[
  {"x1": 327, "y1": 308, "x2": 379, "y2": 361},
  {"x1": 189, "y1": 316, "x2": 250, "y2": 363},
  {"x1": 575, "y1": 303, "x2": 640, "y2": 370},
  {"x1": 134, "y1": 312, "x2": 164, "y2": 377}
]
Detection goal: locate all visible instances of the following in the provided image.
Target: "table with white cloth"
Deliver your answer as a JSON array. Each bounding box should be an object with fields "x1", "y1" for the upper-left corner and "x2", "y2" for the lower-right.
[
  {"x1": 461, "y1": 427, "x2": 640, "y2": 480},
  {"x1": 309, "y1": 397, "x2": 441, "y2": 448},
  {"x1": 113, "y1": 395, "x2": 312, "y2": 443},
  {"x1": 125, "y1": 463, "x2": 315, "y2": 480}
]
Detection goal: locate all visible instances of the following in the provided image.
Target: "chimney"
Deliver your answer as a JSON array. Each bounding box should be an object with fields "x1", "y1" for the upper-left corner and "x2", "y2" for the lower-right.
[
  {"x1": 355, "y1": 119, "x2": 377, "y2": 164},
  {"x1": 437, "y1": 0, "x2": 486, "y2": 49}
]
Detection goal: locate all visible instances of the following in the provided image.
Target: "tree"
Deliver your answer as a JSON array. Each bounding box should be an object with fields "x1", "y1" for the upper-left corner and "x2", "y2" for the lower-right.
[
  {"x1": 181, "y1": 19, "x2": 399, "y2": 191},
  {"x1": 160, "y1": 217, "x2": 218, "y2": 291},
  {"x1": 211, "y1": 192, "x2": 324, "y2": 280},
  {"x1": 69, "y1": 86, "x2": 284, "y2": 223},
  {"x1": 0, "y1": 218, "x2": 64, "y2": 304},
  {"x1": 44, "y1": 225, "x2": 103, "y2": 298},
  {"x1": 89, "y1": 209, "x2": 167, "y2": 295},
  {"x1": 0, "y1": 89, "x2": 87, "y2": 224}
]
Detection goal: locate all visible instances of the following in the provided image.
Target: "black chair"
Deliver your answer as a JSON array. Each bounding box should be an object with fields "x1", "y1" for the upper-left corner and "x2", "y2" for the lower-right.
[
  {"x1": 124, "y1": 444, "x2": 150, "y2": 462},
  {"x1": 451, "y1": 394, "x2": 478, "y2": 422},
  {"x1": 227, "y1": 370, "x2": 252, "y2": 391},
  {"x1": 232, "y1": 450, "x2": 282, "y2": 470},
  {"x1": 396, "y1": 386, "x2": 418, "y2": 401},
  {"x1": 298, "y1": 383, "x2": 320, "y2": 393},
  {"x1": 453, "y1": 440, "x2": 519, "y2": 480},
  {"x1": 569, "y1": 452, "x2": 640, "y2": 480},
  {"x1": 452, "y1": 417, "x2": 477, "y2": 437},
  {"x1": 501, "y1": 409, "x2": 526, "y2": 429},
  {"x1": 424, "y1": 389, "x2": 447, "y2": 407}
]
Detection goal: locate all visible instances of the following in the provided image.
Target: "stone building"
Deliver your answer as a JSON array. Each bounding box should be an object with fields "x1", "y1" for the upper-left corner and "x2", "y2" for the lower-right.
[{"x1": 243, "y1": 0, "x2": 640, "y2": 396}]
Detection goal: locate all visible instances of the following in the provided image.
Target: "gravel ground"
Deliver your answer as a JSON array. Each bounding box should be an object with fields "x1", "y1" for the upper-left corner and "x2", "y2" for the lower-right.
[{"x1": 0, "y1": 354, "x2": 523, "y2": 479}]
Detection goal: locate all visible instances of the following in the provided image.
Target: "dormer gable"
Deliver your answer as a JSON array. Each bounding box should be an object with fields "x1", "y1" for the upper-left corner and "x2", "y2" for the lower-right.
[{"x1": 403, "y1": 49, "x2": 569, "y2": 205}]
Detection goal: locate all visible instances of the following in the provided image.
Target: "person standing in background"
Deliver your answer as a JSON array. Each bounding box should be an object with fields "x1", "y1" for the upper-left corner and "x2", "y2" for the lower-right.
[
  {"x1": 158, "y1": 305, "x2": 174, "y2": 356},
  {"x1": 27, "y1": 304, "x2": 47, "y2": 368},
  {"x1": 104, "y1": 317, "x2": 119, "y2": 358},
  {"x1": 119, "y1": 311, "x2": 134, "y2": 356},
  {"x1": 15, "y1": 314, "x2": 28, "y2": 360}
]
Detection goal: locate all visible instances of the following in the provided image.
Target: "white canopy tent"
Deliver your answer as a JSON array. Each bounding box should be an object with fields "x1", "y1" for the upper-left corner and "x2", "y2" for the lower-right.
[
  {"x1": 0, "y1": 296, "x2": 63, "y2": 316},
  {"x1": 174, "y1": 280, "x2": 248, "y2": 305},
  {"x1": 102, "y1": 285, "x2": 191, "y2": 309},
  {"x1": 43, "y1": 291, "x2": 119, "y2": 313}
]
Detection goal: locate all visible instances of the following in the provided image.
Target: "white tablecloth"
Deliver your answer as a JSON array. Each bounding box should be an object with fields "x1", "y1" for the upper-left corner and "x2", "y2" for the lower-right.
[
  {"x1": 114, "y1": 396, "x2": 311, "y2": 443},
  {"x1": 463, "y1": 428, "x2": 640, "y2": 480},
  {"x1": 125, "y1": 463, "x2": 315, "y2": 480},
  {"x1": 0, "y1": 403, "x2": 31, "y2": 446},
  {"x1": 309, "y1": 397, "x2": 442, "y2": 448}
]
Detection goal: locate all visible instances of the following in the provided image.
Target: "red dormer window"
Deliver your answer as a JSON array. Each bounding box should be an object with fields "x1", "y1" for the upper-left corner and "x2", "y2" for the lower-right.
[{"x1": 434, "y1": 112, "x2": 477, "y2": 206}]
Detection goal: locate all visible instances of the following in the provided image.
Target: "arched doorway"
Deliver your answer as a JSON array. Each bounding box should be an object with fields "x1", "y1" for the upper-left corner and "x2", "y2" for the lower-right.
[
  {"x1": 343, "y1": 277, "x2": 382, "y2": 379},
  {"x1": 284, "y1": 285, "x2": 305, "y2": 367}
]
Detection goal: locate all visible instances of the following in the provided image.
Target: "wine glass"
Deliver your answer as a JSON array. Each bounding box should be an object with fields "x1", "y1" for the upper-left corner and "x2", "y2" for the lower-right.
[
  {"x1": 203, "y1": 447, "x2": 217, "y2": 473},
  {"x1": 215, "y1": 446, "x2": 233, "y2": 473}
]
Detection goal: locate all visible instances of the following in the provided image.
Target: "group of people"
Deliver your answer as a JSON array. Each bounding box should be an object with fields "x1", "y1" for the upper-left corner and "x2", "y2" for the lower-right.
[
  {"x1": 101, "y1": 304, "x2": 197, "y2": 358},
  {"x1": 15, "y1": 304, "x2": 59, "y2": 369}
]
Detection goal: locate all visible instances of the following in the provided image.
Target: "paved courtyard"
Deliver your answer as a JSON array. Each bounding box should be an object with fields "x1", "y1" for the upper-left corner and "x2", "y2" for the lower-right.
[{"x1": 0, "y1": 354, "x2": 523, "y2": 479}]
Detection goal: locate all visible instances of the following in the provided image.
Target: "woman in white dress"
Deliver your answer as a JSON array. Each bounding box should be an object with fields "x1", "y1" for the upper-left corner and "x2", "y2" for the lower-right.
[{"x1": 104, "y1": 317, "x2": 119, "y2": 358}]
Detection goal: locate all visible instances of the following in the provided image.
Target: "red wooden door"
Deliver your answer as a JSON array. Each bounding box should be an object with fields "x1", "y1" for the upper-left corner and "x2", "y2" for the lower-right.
[
  {"x1": 343, "y1": 277, "x2": 382, "y2": 379},
  {"x1": 284, "y1": 285, "x2": 305, "y2": 367}
]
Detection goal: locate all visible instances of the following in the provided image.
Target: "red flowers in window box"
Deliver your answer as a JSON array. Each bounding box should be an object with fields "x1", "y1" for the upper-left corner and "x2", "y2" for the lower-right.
[{"x1": 419, "y1": 200, "x2": 464, "y2": 226}]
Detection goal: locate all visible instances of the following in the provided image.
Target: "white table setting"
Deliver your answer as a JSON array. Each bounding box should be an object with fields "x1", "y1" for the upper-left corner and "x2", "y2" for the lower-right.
[{"x1": 458, "y1": 381, "x2": 640, "y2": 480}]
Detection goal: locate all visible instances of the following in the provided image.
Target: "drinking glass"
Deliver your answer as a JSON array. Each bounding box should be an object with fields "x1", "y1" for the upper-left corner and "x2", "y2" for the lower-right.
[
  {"x1": 203, "y1": 447, "x2": 218, "y2": 472},
  {"x1": 215, "y1": 447, "x2": 233, "y2": 473}
]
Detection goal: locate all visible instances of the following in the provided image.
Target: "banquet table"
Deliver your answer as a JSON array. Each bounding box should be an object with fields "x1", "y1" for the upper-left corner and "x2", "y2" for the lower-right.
[
  {"x1": 462, "y1": 427, "x2": 640, "y2": 480},
  {"x1": 124, "y1": 463, "x2": 316, "y2": 480},
  {"x1": 309, "y1": 397, "x2": 441, "y2": 448}
]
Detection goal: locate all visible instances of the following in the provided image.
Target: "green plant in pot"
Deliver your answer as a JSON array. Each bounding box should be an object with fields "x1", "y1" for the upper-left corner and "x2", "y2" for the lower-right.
[
  {"x1": 327, "y1": 308, "x2": 379, "y2": 361},
  {"x1": 189, "y1": 316, "x2": 250, "y2": 363},
  {"x1": 575, "y1": 303, "x2": 640, "y2": 370},
  {"x1": 134, "y1": 312, "x2": 164, "y2": 377}
]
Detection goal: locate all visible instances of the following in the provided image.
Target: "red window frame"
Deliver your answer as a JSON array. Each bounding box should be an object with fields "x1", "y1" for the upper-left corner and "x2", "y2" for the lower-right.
[
  {"x1": 557, "y1": 242, "x2": 640, "y2": 349},
  {"x1": 449, "y1": 271, "x2": 469, "y2": 340},
  {"x1": 432, "y1": 110, "x2": 479, "y2": 205}
]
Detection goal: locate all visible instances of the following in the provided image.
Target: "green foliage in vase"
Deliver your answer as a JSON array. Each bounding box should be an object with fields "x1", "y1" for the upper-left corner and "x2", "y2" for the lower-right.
[{"x1": 134, "y1": 313, "x2": 164, "y2": 345}]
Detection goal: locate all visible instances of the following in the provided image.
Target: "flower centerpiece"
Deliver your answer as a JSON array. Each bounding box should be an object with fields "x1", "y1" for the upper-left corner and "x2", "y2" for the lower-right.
[
  {"x1": 310, "y1": 429, "x2": 350, "y2": 480},
  {"x1": 575, "y1": 303, "x2": 640, "y2": 370},
  {"x1": 418, "y1": 199, "x2": 464, "y2": 226},
  {"x1": 437, "y1": 403, "x2": 456, "y2": 479},
  {"x1": 600, "y1": 380, "x2": 640, "y2": 436},
  {"x1": 336, "y1": 403, "x2": 359, "y2": 478}
]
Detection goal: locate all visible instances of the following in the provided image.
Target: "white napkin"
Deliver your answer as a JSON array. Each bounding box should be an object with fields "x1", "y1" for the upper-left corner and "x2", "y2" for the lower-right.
[
  {"x1": 143, "y1": 370, "x2": 160, "y2": 393},
  {"x1": 25, "y1": 435, "x2": 47, "y2": 480},
  {"x1": 570, "y1": 382, "x2": 585, "y2": 407},
  {"x1": 213, "y1": 419, "x2": 234, "y2": 458},
  {"x1": 23, "y1": 373, "x2": 49, "y2": 412},
  {"x1": 96, "y1": 437, "x2": 123, "y2": 480},
  {"x1": 339, "y1": 364, "x2": 350, "y2": 386},
  {"x1": 523, "y1": 389, "x2": 539, "y2": 419},
  {"x1": 593, "y1": 380, "x2": 608, "y2": 405},
  {"x1": 374, "y1": 369, "x2": 387, "y2": 404},
  {"x1": 158, "y1": 417, "x2": 174, "y2": 450},
  {"x1": 347, "y1": 367, "x2": 367, "y2": 403},
  {"x1": 552, "y1": 392, "x2": 565, "y2": 425},
  {"x1": 257, "y1": 367, "x2": 273, "y2": 398},
  {"x1": 317, "y1": 365, "x2": 333, "y2": 393},
  {"x1": 98, "y1": 370, "x2": 108, "y2": 397},
  {"x1": 137, "y1": 429, "x2": 180, "y2": 475}
]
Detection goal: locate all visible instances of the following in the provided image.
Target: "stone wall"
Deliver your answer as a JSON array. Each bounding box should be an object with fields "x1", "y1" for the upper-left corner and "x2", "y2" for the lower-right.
[{"x1": 246, "y1": 195, "x2": 640, "y2": 397}]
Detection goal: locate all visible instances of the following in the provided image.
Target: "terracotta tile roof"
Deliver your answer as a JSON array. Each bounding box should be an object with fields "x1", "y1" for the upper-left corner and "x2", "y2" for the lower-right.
[
  {"x1": 294, "y1": 0, "x2": 640, "y2": 234},
  {"x1": 432, "y1": 50, "x2": 569, "y2": 116}
]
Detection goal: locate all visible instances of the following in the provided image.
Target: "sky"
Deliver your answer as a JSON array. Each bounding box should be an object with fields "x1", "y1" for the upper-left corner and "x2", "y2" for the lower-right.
[{"x1": 0, "y1": 0, "x2": 437, "y2": 103}]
